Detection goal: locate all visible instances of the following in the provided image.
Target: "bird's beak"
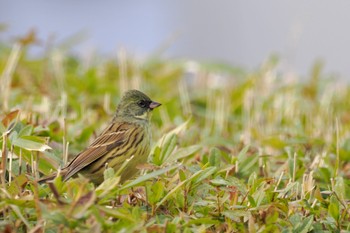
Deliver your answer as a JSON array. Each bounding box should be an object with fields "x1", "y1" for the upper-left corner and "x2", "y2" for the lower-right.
[{"x1": 149, "y1": 101, "x2": 161, "y2": 110}]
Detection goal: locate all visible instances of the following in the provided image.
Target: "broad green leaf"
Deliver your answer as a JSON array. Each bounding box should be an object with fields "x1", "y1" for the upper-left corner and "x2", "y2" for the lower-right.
[
  {"x1": 96, "y1": 175, "x2": 121, "y2": 198},
  {"x1": 334, "y1": 176, "x2": 345, "y2": 201},
  {"x1": 5, "y1": 198, "x2": 35, "y2": 208},
  {"x1": 277, "y1": 182, "x2": 299, "y2": 198},
  {"x1": 37, "y1": 154, "x2": 59, "y2": 175},
  {"x1": 98, "y1": 206, "x2": 135, "y2": 222},
  {"x1": 179, "y1": 169, "x2": 187, "y2": 181},
  {"x1": 328, "y1": 195, "x2": 340, "y2": 221},
  {"x1": 120, "y1": 164, "x2": 180, "y2": 190},
  {"x1": 9, "y1": 130, "x2": 18, "y2": 143},
  {"x1": 42, "y1": 211, "x2": 69, "y2": 227},
  {"x1": 159, "y1": 133, "x2": 177, "y2": 165},
  {"x1": 247, "y1": 172, "x2": 258, "y2": 192},
  {"x1": 151, "y1": 118, "x2": 190, "y2": 155},
  {"x1": 18, "y1": 125, "x2": 33, "y2": 137},
  {"x1": 7, "y1": 174, "x2": 29, "y2": 196},
  {"x1": 238, "y1": 153, "x2": 259, "y2": 176},
  {"x1": 226, "y1": 176, "x2": 248, "y2": 193},
  {"x1": 252, "y1": 185, "x2": 266, "y2": 207},
  {"x1": 209, "y1": 147, "x2": 221, "y2": 167},
  {"x1": 12, "y1": 135, "x2": 51, "y2": 152},
  {"x1": 165, "y1": 145, "x2": 201, "y2": 163},
  {"x1": 151, "y1": 146, "x2": 161, "y2": 165},
  {"x1": 103, "y1": 167, "x2": 115, "y2": 180},
  {"x1": 223, "y1": 210, "x2": 250, "y2": 220},
  {"x1": 236, "y1": 145, "x2": 250, "y2": 162},
  {"x1": 247, "y1": 195, "x2": 256, "y2": 207},
  {"x1": 192, "y1": 166, "x2": 216, "y2": 184},
  {"x1": 33, "y1": 125, "x2": 49, "y2": 133},
  {"x1": 156, "y1": 166, "x2": 216, "y2": 208},
  {"x1": 210, "y1": 177, "x2": 230, "y2": 186},
  {"x1": 292, "y1": 215, "x2": 314, "y2": 233},
  {"x1": 148, "y1": 180, "x2": 165, "y2": 204},
  {"x1": 185, "y1": 218, "x2": 220, "y2": 226},
  {"x1": 165, "y1": 222, "x2": 177, "y2": 233}
]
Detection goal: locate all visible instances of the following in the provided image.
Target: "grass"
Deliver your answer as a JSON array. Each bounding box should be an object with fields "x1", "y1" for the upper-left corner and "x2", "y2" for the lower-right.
[{"x1": 0, "y1": 38, "x2": 350, "y2": 232}]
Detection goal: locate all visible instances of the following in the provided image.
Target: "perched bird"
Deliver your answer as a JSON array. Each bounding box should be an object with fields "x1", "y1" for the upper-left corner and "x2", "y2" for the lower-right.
[{"x1": 40, "y1": 90, "x2": 161, "y2": 184}]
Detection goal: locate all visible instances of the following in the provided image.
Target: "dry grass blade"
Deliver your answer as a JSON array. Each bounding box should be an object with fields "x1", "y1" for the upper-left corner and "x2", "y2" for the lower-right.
[{"x1": 0, "y1": 43, "x2": 21, "y2": 112}]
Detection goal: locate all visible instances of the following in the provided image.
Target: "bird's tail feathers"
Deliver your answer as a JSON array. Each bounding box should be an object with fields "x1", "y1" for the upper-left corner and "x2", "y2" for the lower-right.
[
  {"x1": 37, "y1": 168, "x2": 67, "y2": 184},
  {"x1": 37, "y1": 173, "x2": 59, "y2": 184}
]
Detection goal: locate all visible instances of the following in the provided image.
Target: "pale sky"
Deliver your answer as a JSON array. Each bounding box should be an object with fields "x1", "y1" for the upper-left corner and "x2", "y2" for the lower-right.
[{"x1": 1, "y1": 1, "x2": 350, "y2": 79}]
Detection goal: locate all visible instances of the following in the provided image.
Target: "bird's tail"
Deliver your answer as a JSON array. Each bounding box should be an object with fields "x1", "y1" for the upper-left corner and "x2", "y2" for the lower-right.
[
  {"x1": 37, "y1": 168, "x2": 68, "y2": 184},
  {"x1": 37, "y1": 173, "x2": 59, "y2": 184}
]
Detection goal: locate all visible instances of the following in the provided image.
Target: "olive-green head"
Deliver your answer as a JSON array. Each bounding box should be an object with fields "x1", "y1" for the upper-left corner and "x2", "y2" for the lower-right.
[{"x1": 115, "y1": 90, "x2": 161, "y2": 121}]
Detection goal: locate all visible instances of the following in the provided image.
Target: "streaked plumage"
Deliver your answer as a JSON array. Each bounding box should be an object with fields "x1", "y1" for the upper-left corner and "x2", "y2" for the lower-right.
[{"x1": 40, "y1": 90, "x2": 161, "y2": 184}]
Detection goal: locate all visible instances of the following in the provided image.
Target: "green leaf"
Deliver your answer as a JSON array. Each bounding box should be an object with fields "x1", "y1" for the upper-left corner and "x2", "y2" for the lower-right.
[
  {"x1": 192, "y1": 166, "x2": 216, "y2": 185},
  {"x1": 12, "y1": 135, "x2": 51, "y2": 152},
  {"x1": 154, "y1": 119, "x2": 189, "y2": 149},
  {"x1": 328, "y1": 195, "x2": 340, "y2": 221},
  {"x1": 236, "y1": 145, "x2": 250, "y2": 162},
  {"x1": 179, "y1": 169, "x2": 187, "y2": 182},
  {"x1": 209, "y1": 147, "x2": 221, "y2": 167},
  {"x1": 223, "y1": 210, "x2": 250, "y2": 220},
  {"x1": 210, "y1": 177, "x2": 230, "y2": 186},
  {"x1": 292, "y1": 215, "x2": 314, "y2": 233},
  {"x1": 334, "y1": 176, "x2": 345, "y2": 201},
  {"x1": 148, "y1": 181, "x2": 165, "y2": 204},
  {"x1": 43, "y1": 211, "x2": 69, "y2": 227},
  {"x1": 156, "y1": 166, "x2": 216, "y2": 208},
  {"x1": 238, "y1": 153, "x2": 259, "y2": 176},
  {"x1": 18, "y1": 125, "x2": 33, "y2": 137},
  {"x1": 159, "y1": 133, "x2": 177, "y2": 165},
  {"x1": 185, "y1": 217, "x2": 220, "y2": 226},
  {"x1": 166, "y1": 145, "x2": 201, "y2": 163},
  {"x1": 151, "y1": 146, "x2": 161, "y2": 165},
  {"x1": 36, "y1": 152, "x2": 59, "y2": 174},
  {"x1": 120, "y1": 164, "x2": 180, "y2": 190},
  {"x1": 7, "y1": 174, "x2": 29, "y2": 196},
  {"x1": 247, "y1": 172, "x2": 258, "y2": 192},
  {"x1": 96, "y1": 176, "x2": 121, "y2": 198},
  {"x1": 165, "y1": 222, "x2": 177, "y2": 233},
  {"x1": 98, "y1": 206, "x2": 135, "y2": 222},
  {"x1": 151, "y1": 119, "x2": 190, "y2": 165},
  {"x1": 5, "y1": 198, "x2": 35, "y2": 208},
  {"x1": 252, "y1": 185, "x2": 266, "y2": 207},
  {"x1": 277, "y1": 182, "x2": 299, "y2": 198},
  {"x1": 247, "y1": 195, "x2": 256, "y2": 207},
  {"x1": 103, "y1": 167, "x2": 115, "y2": 180}
]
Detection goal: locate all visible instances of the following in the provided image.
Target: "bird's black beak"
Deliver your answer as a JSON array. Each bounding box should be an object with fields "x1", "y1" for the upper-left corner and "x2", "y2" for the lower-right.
[{"x1": 149, "y1": 101, "x2": 161, "y2": 110}]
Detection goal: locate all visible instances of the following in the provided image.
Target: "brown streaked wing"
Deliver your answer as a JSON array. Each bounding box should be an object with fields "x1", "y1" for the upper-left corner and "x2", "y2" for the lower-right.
[{"x1": 63, "y1": 122, "x2": 134, "y2": 180}]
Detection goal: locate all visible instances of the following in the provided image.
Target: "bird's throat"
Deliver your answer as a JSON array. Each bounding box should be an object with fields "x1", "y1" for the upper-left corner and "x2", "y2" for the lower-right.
[{"x1": 135, "y1": 111, "x2": 150, "y2": 120}]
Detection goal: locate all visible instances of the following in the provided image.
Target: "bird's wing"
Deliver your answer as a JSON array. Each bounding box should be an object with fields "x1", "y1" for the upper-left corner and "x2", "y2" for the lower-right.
[{"x1": 63, "y1": 122, "x2": 135, "y2": 180}]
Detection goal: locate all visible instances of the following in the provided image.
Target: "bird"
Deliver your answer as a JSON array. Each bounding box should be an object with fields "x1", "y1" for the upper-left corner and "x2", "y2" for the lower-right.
[{"x1": 39, "y1": 90, "x2": 161, "y2": 184}]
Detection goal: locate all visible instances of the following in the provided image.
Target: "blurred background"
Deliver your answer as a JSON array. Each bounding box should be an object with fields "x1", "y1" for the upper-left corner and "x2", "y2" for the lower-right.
[{"x1": 1, "y1": 0, "x2": 350, "y2": 79}]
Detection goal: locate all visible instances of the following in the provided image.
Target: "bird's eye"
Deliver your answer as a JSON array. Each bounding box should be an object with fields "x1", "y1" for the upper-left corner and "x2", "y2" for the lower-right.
[{"x1": 138, "y1": 100, "x2": 148, "y2": 108}]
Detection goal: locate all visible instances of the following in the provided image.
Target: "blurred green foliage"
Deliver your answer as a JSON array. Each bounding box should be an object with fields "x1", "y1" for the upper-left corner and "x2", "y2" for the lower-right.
[{"x1": 0, "y1": 38, "x2": 350, "y2": 232}]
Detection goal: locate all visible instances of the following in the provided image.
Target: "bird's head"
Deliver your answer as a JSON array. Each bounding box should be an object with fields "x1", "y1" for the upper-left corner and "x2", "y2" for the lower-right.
[{"x1": 115, "y1": 90, "x2": 161, "y2": 121}]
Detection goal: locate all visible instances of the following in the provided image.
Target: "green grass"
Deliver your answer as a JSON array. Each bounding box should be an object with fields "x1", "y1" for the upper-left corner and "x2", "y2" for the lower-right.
[{"x1": 0, "y1": 40, "x2": 350, "y2": 232}]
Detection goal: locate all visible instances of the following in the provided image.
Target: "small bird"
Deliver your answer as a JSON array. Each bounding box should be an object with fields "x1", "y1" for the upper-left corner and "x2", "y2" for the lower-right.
[{"x1": 40, "y1": 90, "x2": 161, "y2": 184}]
